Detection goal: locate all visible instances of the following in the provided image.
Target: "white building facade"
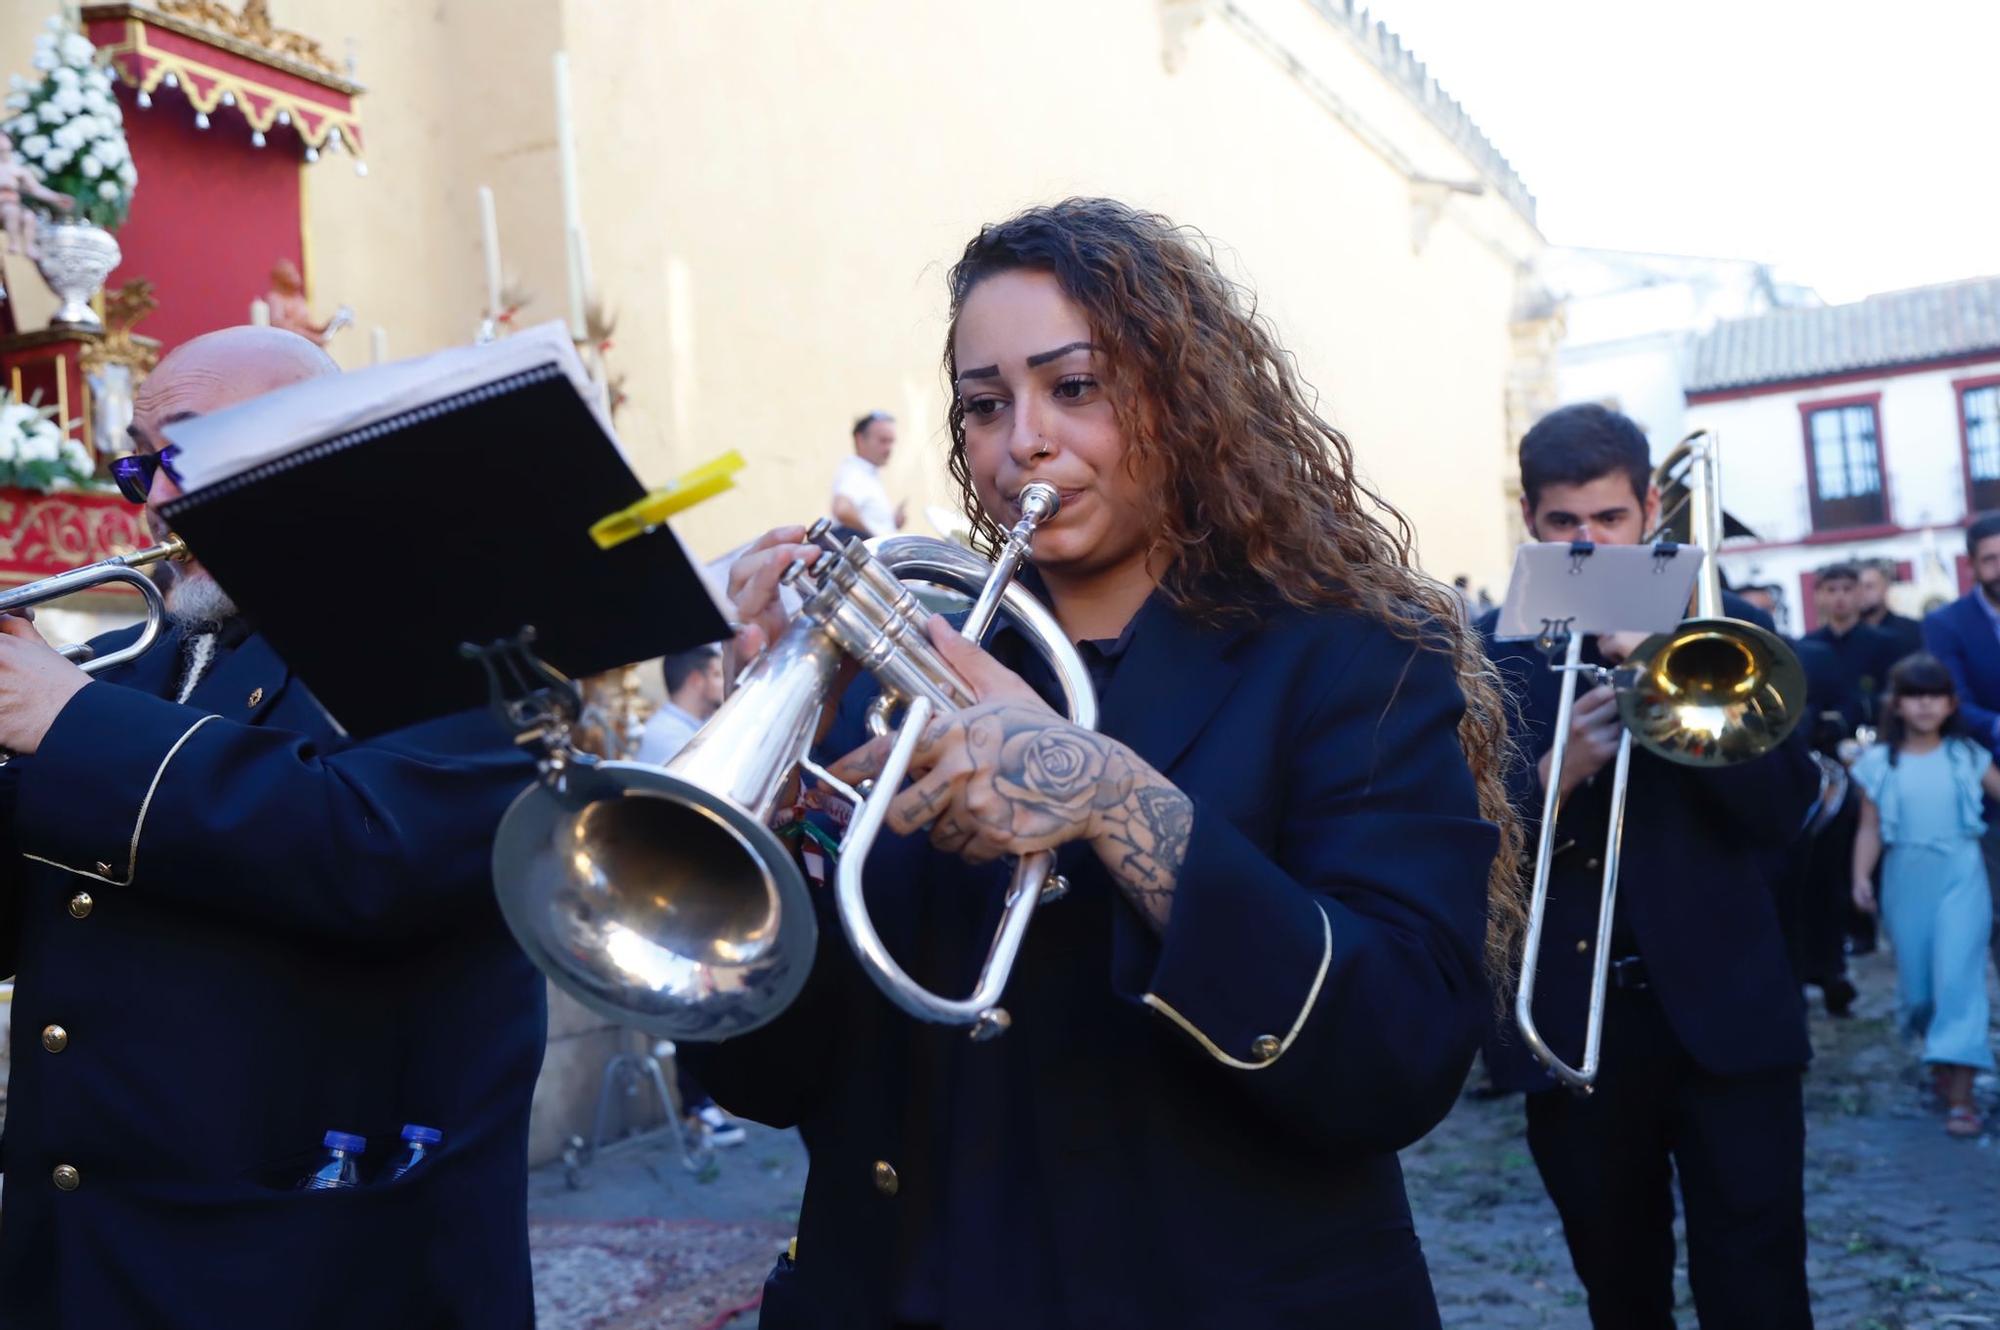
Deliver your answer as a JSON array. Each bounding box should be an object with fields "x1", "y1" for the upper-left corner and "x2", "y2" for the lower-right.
[
  {"x1": 1688, "y1": 277, "x2": 2000, "y2": 634},
  {"x1": 1543, "y1": 247, "x2": 1817, "y2": 449}
]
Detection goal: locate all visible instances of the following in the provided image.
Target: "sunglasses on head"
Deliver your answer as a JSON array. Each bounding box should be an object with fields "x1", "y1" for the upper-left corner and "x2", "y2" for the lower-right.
[{"x1": 109, "y1": 444, "x2": 182, "y2": 504}]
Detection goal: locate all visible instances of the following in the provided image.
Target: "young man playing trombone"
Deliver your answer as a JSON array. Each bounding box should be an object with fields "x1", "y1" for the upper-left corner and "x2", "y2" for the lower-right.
[{"x1": 1479, "y1": 404, "x2": 1819, "y2": 1329}]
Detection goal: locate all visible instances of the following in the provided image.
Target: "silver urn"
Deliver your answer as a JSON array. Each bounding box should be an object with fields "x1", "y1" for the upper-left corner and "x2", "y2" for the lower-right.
[{"x1": 36, "y1": 218, "x2": 121, "y2": 332}]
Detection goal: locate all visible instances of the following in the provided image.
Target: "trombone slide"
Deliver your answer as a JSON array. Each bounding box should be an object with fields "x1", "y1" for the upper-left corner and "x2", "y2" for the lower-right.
[{"x1": 1514, "y1": 634, "x2": 1628, "y2": 1094}]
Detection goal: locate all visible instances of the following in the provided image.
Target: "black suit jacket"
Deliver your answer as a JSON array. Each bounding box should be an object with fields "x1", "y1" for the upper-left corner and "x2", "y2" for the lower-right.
[
  {"x1": 1478, "y1": 595, "x2": 1817, "y2": 1094},
  {"x1": 685, "y1": 593, "x2": 1499, "y2": 1329},
  {"x1": 0, "y1": 623, "x2": 544, "y2": 1329}
]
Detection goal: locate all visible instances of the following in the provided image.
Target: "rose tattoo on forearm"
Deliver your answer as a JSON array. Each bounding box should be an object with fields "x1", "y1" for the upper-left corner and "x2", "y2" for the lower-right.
[{"x1": 853, "y1": 704, "x2": 1193, "y2": 931}]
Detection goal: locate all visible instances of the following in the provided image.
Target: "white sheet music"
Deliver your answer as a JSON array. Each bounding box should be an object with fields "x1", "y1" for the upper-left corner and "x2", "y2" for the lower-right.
[
  {"x1": 1492, "y1": 542, "x2": 1705, "y2": 641},
  {"x1": 164, "y1": 321, "x2": 608, "y2": 492}
]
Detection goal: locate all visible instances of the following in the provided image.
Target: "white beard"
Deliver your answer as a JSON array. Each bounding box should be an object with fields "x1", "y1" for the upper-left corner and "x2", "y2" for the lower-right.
[{"x1": 164, "y1": 567, "x2": 238, "y2": 630}]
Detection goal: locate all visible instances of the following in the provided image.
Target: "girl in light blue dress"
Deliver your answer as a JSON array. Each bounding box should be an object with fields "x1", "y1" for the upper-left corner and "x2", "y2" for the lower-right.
[{"x1": 1852, "y1": 654, "x2": 2000, "y2": 1138}]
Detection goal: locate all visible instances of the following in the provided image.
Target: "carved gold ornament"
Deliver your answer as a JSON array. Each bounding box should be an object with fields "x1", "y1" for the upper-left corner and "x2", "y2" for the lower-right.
[{"x1": 147, "y1": 0, "x2": 340, "y2": 79}]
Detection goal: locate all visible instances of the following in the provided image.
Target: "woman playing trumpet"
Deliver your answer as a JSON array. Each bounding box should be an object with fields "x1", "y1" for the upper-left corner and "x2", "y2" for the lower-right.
[{"x1": 686, "y1": 197, "x2": 1519, "y2": 1329}]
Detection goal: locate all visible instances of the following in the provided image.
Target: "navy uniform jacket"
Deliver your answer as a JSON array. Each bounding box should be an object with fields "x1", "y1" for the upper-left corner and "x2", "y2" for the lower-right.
[
  {"x1": 684, "y1": 592, "x2": 1500, "y2": 1329},
  {"x1": 0, "y1": 622, "x2": 544, "y2": 1329},
  {"x1": 1478, "y1": 595, "x2": 1818, "y2": 1094},
  {"x1": 1926, "y1": 591, "x2": 2000, "y2": 757}
]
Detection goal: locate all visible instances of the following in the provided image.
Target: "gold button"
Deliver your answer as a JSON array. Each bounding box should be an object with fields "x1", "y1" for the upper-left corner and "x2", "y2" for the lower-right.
[
  {"x1": 67, "y1": 892, "x2": 92, "y2": 919},
  {"x1": 1251, "y1": 1034, "x2": 1282, "y2": 1062},
  {"x1": 40, "y1": 1024, "x2": 67, "y2": 1053},
  {"x1": 872, "y1": 1160, "x2": 899, "y2": 1196},
  {"x1": 52, "y1": 1164, "x2": 79, "y2": 1191},
  {"x1": 1576, "y1": 939, "x2": 1589, "y2": 953},
  {"x1": 93, "y1": 861, "x2": 112, "y2": 876},
  {"x1": 246, "y1": 687, "x2": 263, "y2": 708}
]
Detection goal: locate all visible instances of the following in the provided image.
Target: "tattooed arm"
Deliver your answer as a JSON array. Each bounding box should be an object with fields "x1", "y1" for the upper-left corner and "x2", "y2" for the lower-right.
[
  {"x1": 1086, "y1": 750, "x2": 1193, "y2": 931},
  {"x1": 823, "y1": 616, "x2": 1194, "y2": 930},
  {"x1": 834, "y1": 705, "x2": 1194, "y2": 932}
]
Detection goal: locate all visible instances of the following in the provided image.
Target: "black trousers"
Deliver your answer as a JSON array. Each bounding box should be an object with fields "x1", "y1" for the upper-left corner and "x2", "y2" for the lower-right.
[
  {"x1": 1786, "y1": 799, "x2": 1856, "y2": 988},
  {"x1": 1525, "y1": 986, "x2": 1812, "y2": 1330}
]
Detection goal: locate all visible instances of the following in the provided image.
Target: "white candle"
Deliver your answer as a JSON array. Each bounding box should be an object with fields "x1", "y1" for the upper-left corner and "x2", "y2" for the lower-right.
[
  {"x1": 370, "y1": 326, "x2": 387, "y2": 364},
  {"x1": 552, "y1": 51, "x2": 589, "y2": 337},
  {"x1": 477, "y1": 185, "x2": 502, "y2": 317},
  {"x1": 249, "y1": 299, "x2": 270, "y2": 326}
]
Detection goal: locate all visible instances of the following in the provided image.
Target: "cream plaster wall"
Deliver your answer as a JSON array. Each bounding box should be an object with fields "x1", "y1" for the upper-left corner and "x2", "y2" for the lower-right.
[
  {"x1": 545, "y1": 0, "x2": 1540, "y2": 586},
  {"x1": 0, "y1": 2, "x2": 1543, "y2": 580}
]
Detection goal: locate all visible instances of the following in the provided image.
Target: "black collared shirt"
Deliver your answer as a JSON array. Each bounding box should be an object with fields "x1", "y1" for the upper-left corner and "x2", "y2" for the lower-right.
[
  {"x1": 890, "y1": 604, "x2": 1144, "y2": 1325},
  {"x1": 1866, "y1": 610, "x2": 1924, "y2": 661},
  {"x1": 1804, "y1": 619, "x2": 1905, "y2": 727},
  {"x1": 1074, "y1": 610, "x2": 1142, "y2": 699}
]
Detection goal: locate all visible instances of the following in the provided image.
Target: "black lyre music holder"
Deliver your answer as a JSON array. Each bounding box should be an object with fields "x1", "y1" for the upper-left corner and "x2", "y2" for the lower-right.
[
  {"x1": 460, "y1": 627, "x2": 584, "y2": 750},
  {"x1": 1534, "y1": 615, "x2": 1580, "y2": 662}
]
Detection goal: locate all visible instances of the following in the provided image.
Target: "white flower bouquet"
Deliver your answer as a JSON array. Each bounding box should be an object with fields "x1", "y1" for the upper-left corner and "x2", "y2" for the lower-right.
[
  {"x1": 3, "y1": 14, "x2": 136, "y2": 229},
  {"x1": 0, "y1": 397, "x2": 95, "y2": 492}
]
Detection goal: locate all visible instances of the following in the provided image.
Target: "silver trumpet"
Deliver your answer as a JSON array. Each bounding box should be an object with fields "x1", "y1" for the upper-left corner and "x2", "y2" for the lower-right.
[
  {"x1": 2, "y1": 534, "x2": 187, "y2": 673},
  {"x1": 491, "y1": 482, "x2": 1097, "y2": 1043}
]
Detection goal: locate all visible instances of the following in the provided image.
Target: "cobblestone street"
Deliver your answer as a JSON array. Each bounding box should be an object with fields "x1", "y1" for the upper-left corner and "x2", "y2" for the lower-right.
[
  {"x1": 530, "y1": 948, "x2": 2000, "y2": 1328},
  {"x1": 1409, "y1": 946, "x2": 2000, "y2": 1329}
]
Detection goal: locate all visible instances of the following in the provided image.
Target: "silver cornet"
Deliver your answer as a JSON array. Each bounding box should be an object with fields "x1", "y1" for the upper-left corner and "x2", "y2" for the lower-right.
[
  {"x1": 491, "y1": 483, "x2": 1096, "y2": 1043},
  {"x1": 2, "y1": 534, "x2": 188, "y2": 673}
]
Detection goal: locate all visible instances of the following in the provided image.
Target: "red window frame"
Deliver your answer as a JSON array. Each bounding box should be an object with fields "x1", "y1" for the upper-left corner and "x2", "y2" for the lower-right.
[
  {"x1": 1800, "y1": 394, "x2": 1889, "y2": 532},
  {"x1": 1956, "y1": 373, "x2": 2000, "y2": 518}
]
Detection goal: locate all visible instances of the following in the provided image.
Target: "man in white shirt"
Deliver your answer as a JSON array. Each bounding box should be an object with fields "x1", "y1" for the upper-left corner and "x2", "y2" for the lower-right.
[
  {"x1": 634, "y1": 645, "x2": 724, "y2": 767},
  {"x1": 830, "y1": 409, "x2": 905, "y2": 538}
]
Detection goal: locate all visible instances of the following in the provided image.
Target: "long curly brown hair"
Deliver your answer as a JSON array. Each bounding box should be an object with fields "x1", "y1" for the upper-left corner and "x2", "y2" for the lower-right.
[{"x1": 942, "y1": 197, "x2": 1523, "y2": 985}]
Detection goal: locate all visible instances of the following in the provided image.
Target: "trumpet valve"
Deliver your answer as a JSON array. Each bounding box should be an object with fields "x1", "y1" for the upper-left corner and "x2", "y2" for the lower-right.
[{"x1": 806, "y1": 517, "x2": 844, "y2": 553}]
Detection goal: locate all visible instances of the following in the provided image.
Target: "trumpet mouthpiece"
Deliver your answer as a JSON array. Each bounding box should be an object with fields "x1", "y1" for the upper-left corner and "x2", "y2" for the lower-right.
[{"x1": 1018, "y1": 482, "x2": 1060, "y2": 524}]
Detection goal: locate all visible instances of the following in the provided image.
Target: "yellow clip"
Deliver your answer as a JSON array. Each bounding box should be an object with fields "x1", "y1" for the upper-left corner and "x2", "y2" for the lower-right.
[{"x1": 590, "y1": 450, "x2": 745, "y2": 550}]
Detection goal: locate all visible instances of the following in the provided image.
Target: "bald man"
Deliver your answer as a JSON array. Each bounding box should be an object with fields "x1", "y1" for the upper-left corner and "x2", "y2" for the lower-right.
[{"x1": 0, "y1": 328, "x2": 543, "y2": 1328}]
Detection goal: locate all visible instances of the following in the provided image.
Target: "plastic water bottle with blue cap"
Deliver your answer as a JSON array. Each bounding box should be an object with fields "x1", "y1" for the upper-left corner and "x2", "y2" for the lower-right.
[
  {"x1": 298, "y1": 1130, "x2": 367, "y2": 1190},
  {"x1": 384, "y1": 1124, "x2": 442, "y2": 1182}
]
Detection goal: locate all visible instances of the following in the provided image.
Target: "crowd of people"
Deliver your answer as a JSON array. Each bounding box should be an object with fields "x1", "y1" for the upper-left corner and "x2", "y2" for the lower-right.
[
  {"x1": 0, "y1": 196, "x2": 1992, "y2": 1328},
  {"x1": 1735, "y1": 527, "x2": 2000, "y2": 1139}
]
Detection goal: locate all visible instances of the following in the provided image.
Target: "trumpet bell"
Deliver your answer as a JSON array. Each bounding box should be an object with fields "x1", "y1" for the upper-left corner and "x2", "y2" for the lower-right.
[
  {"x1": 492, "y1": 760, "x2": 817, "y2": 1041},
  {"x1": 1617, "y1": 617, "x2": 1807, "y2": 767}
]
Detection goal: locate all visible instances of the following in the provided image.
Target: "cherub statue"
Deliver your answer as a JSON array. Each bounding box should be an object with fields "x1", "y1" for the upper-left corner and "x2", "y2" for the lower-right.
[
  {"x1": 0, "y1": 136, "x2": 72, "y2": 261},
  {"x1": 264, "y1": 258, "x2": 351, "y2": 345}
]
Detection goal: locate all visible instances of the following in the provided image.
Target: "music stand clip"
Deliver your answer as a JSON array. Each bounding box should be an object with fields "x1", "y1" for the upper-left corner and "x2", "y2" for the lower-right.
[{"x1": 460, "y1": 627, "x2": 585, "y2": 757}]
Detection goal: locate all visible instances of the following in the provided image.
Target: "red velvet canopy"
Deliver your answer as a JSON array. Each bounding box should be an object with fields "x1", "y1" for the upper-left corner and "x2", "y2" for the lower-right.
[
  {"x1": 0, "y1": 2, "x2": 364, "y2": 588},
  {"x1": 85, "y1": 1, "x2": 365, "y2": 350}
]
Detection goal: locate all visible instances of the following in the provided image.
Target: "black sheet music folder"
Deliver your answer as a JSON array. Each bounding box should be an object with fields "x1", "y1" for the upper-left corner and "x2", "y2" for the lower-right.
[{"x1": 158, "y1": 362, "x2": 729, "y2": 739}]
